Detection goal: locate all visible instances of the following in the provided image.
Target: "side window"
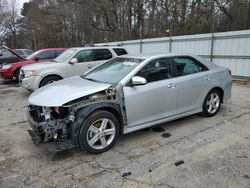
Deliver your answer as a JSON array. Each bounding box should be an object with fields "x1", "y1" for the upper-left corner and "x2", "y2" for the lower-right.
[
  {"x1": 37, "y1": 51, "x2": 55, "y2": 60},
  {"x1": 93, "y1": 49, "x2": 112, "y2": 60},
  {"x1": 55, "y1": 50, "x2": 64, "y2": 57},
  {"x1": 2, "y1": 50, "x2": 15, "y2": 57},
  {"x1": 15, "y1": 50, "x2": 24, "y2": 56},
  {"x1": 25, "y1": 50, "x2": 33, "y2": 55},
  {"x1": 113, "y1": 48, "x2": 128, "y2": 56},
  {"x1": 74, "y1": 50, "x2": 94, "y2": 63},
  {"x1": 174, "y1": 57, "x2": 208, "y2": 76},
  {"x1": 136, "y1": 58, "x2": 173, "y2": 83}
]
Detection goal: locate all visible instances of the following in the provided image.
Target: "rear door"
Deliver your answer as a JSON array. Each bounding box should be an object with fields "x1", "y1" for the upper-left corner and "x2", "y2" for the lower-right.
[
  {"x1": 91, "y1": 49, "x2": 113, "y2": 69},
  {"x1": 172, "y1": 56, "x2": 213, "y2": 113},
  {"x1": 123, "y1": 57, "x2": 177, "y2": 127}
]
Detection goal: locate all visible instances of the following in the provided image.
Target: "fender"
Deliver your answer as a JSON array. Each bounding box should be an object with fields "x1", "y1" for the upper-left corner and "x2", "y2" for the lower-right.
[{"x1": 71, "y1": 102, "x2": 122, "y2": 146}]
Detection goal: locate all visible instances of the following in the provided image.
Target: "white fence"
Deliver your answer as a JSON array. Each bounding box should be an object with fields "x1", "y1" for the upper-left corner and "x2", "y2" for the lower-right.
[{"x1": 100, "y1": 30, "x2": 250, "y2": 78}]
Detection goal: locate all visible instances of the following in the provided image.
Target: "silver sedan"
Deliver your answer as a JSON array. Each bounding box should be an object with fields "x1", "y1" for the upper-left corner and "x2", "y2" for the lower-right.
[{"x1": 27, "y1": 54, "x2": 232, "y2": 154}]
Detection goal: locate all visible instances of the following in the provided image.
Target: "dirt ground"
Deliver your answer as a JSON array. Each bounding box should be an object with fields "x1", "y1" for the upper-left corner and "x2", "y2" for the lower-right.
[{"x1": 0, "y1": 79, "x2": 250, "y2": 188}]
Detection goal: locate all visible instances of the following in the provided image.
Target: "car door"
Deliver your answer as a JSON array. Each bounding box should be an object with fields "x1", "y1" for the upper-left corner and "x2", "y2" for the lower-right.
[
  {"x1": 172, "y1": 56, "x2": 213, "y2": 113},
  {"x1": 67, "y1": 49, "x2": 113, "y2": 77},
  {"x1": 66, "y1": 50, "x2": 95, "y2": 76},
  {"x1": 123, "y1": 57, "x2": 177, "y2": 127},
  {"x1": 91, "y1": 49, "x2": 113, "y2": 69}
]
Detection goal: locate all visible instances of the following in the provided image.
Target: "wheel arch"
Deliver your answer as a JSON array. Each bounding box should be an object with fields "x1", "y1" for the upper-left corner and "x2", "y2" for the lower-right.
[
  {"x1": 210, "y1": 86, "x2": 224, "y2": 103},
  {"x1": 72, "y1": 103, "x2": 123, "y2": 146},
  {"x1": 13, "y1": 67, "x2": 21, "y2": 78},
  {"x1": 39, "y1": 74, "x2": 63, "y2": 87}
]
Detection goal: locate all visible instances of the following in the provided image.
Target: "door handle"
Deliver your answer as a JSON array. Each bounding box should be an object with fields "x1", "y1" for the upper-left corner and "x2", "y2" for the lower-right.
[
  {"x1": 204, "y1": 75, "x2": 211, "y2": 80},
  {"x1": 167, "y1": 83, "x2": 175, "y2": 89}
]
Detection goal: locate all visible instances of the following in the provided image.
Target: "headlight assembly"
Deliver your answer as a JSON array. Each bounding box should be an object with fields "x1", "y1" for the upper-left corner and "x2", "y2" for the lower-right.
[
  {"x1": 2, "y1": 64, "x2": 12, "y2": 69},
  {"x1": 24, "y1": 70, "x2": 37, "y2": 78}
]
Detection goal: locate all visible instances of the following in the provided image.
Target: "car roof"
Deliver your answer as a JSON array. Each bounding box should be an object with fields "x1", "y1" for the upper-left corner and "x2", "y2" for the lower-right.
[
  {"x1": 15, "y1": 49, "x2": 32, "y2": 50},
  {"x1": 118, "y1": 53, "x2": 216, "y2": 70},
  {"x1": 38, "y1": 48, "x2": 67, "y2": 51},
  {"x1": 70, "y1": 46, "x2": 126, "y2": 51},
  {"x1": 120, "y1": 53, "x2": 198, "y2": 59}
]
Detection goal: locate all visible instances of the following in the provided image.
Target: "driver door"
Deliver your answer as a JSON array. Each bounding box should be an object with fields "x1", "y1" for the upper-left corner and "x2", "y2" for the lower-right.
[
  {"x1": 66, "y1": 50, "x2": 95, "y2": 77},
  {"x1": 66, "y1": 49, "x2": 113, "y2": 77},
  {"x1": 123, "y1": 57, "x2": 177, "y2": 127}
]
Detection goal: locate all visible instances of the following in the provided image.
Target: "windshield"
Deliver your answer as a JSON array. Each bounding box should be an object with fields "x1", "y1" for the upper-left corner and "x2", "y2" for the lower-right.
[
  {"x1": 26, "y1": 50, "x2": 43, "y2": 60},
  {"x1": 83, "y1": 57, "x2": 144, "y2": 84},
  {"x1": 54, "y1": 49, "x2": 77, "y2": 63}
]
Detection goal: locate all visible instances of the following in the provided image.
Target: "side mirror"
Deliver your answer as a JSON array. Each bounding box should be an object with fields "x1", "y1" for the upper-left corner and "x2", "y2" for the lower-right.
[
  {"x1": 0, "y1": 52, "x2": 3, "y2": 56},
  {"x1": 69, "y1": 58, "x2": 78, "y2": 64},
  {"x1": 131, "y1": 76, "x2": 147, "y2": 86},
  {"x1": 35, "y1": 57, "x2": 40, "y2": 61}
]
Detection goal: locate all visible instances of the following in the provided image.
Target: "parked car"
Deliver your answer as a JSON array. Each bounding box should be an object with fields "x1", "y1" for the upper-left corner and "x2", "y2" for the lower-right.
[
  {"x1": 26, "y1": 54, "x2": 232, "y2": 154},
  {"x1": 0, "y1": 45, "x2": 24, "y2": 65},
  {"x1": 15, "y1": 49, "x2": 34, "y2": 58},
  {"x1": 20, "y1": 46, "x2": 128, "y2": 91},
  {"x1": 0, "y1": 48, "x2": 66, "y2": 81}
]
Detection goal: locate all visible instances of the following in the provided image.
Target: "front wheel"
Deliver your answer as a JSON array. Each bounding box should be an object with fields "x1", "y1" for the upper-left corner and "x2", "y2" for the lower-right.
[
  {"x1": 14, "y1": 68, "x2": 20, "y2": 82},
  {"x1": 202, "y1": 89, "x2": 221, "y2": 117},
  {"x1": 78, "y1": 110, "x2": 120, "y2": 154},
  {"x1": 39, "y1": 76, "x2": 61, "y2": 88}
]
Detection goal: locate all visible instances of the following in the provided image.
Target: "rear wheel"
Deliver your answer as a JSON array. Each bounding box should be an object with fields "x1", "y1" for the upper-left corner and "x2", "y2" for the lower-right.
[
  {"x1": 40, "y1": 76, "x2": 61, "y2": 87},
  {"x1": 202, "y1": 89, "x2": 221, "y2": 117},
  {"x1": 78, "y1": 110, "x2": 120, "y2": 154}
]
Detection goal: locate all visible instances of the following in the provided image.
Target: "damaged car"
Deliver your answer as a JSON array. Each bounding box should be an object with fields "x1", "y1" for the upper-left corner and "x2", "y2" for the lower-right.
[{"x1": 27, "y1": 54, "x2": 232, "y2": 154}]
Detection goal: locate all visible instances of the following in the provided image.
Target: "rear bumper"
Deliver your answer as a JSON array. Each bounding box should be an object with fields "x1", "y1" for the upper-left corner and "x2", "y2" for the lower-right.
[{"x1": 223, "y1": 77, "x2": 232, "y2": 104}]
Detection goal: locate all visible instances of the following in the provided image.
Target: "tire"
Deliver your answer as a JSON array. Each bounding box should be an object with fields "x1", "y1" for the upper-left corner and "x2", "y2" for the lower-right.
[
  {"x1": 14, "y1": 68, "x2": 20, "y2": 82},
  {"x1": 201, "y1": 89, "x2": 221, "y2": 117},
  {"x1": 40, "y1": 76, "x2": 61, "y2": 87},
  {"x1": 78, "y1": 110, "x2": 120, "y2": 154}
]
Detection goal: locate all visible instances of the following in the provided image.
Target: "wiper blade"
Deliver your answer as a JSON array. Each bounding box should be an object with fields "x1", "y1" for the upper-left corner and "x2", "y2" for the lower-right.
[
  {"x1": 84, "y1": 77, "x2": 95, "y2": 81},
  {"x1": 84, "y1": 77, "x2": 101, "y2": 83}
]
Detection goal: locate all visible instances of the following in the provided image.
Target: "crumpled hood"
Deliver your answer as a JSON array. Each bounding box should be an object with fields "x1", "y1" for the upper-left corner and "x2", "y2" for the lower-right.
[{"x1": 28, "y1": 76, "x2": 112, "y2": 107}]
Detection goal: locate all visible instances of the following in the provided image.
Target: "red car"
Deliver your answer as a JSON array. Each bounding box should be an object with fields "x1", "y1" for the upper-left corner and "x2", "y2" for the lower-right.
[{"x1": 0, "y1": 47, "x2": 66, "y2": 80}]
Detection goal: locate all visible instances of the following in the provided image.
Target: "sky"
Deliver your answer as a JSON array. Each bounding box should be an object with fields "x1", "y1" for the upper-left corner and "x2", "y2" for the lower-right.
[{"x1": 16, "y1": 0, "x2": 29, "y2": 15}]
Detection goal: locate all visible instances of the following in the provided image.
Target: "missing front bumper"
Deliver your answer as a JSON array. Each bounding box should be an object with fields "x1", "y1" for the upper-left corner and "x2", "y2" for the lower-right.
[{"x1": 28, "y1": 129, "x2": 75, "y2": 152}]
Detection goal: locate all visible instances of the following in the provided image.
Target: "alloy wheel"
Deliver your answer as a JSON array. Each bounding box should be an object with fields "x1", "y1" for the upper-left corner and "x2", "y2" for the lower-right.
[
  {"x1": 86, "y1": 118, "x2": 116, "y2": 150},
  {"x1": 206, "y1": 92, "x2": 220, "y2": 114}
]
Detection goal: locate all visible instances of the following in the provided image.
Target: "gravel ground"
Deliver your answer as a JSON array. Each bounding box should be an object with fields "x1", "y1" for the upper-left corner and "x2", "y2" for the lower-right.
[{"x1": 0, "y1": 79, "x2": 250, "y2": 188}]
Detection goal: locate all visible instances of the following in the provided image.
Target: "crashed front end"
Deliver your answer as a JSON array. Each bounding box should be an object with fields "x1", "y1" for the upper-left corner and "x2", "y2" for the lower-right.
[
  {"x1": 27, "y1": 105, "x2": 75, "y2": 151},
  {"x1": 27, "y1": 86, "x2": 125, "y2": 152}
]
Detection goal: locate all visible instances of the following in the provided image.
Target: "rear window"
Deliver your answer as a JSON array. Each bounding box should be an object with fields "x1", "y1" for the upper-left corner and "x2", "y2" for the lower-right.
[{"x1": 113, "y1": 48, "x2": 128, "y2": 56}]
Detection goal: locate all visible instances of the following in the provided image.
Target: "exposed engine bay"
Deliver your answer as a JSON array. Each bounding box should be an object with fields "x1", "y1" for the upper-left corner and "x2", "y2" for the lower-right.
[{"x1": 27, "y1": 86, "x2": 126, "y2": 151}]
